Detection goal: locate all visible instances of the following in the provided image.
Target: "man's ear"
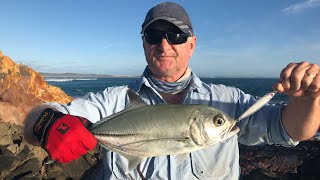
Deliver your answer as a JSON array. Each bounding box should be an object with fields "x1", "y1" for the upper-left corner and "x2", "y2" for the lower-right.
[
  {"x1": 189, "y1": 36, "x2": 197, "y2": 56},
  {"x1": 142, "y1": 36, "x2": 146, "y2": 49}
]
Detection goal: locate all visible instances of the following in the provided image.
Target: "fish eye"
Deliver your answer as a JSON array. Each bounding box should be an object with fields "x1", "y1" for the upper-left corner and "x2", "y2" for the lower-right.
[{"x1": 213, "y1": 116, "x2": 225, "y2": 127}]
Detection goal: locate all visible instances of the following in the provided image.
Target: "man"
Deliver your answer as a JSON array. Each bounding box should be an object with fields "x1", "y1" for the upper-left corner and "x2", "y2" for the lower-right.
[{"x1": 24, "y1": 2, "x2": 320, "y2": 179}]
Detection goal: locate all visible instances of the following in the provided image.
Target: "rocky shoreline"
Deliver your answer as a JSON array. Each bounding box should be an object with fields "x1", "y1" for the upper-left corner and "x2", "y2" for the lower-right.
[{"x1": 240, "y1": 140, "x2": 320, "y2": 179}]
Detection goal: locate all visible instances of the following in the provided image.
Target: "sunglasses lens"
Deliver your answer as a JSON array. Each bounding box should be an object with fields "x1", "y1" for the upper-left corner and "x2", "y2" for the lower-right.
[
  {"x1": 144, "y1": 31, "x2": 190, "y2": 45},
  {"x1": 144, "y1": 31, "x2": 162, "y2": 45},
  {"x1": 166, "y1": 32, "x2": 189, "y2": 44}
]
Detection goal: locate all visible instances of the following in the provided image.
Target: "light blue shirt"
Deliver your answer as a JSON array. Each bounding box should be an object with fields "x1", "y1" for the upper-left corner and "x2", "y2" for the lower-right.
[{"x1": 48, "y1": 73, "x2": 297, "y2": 180}]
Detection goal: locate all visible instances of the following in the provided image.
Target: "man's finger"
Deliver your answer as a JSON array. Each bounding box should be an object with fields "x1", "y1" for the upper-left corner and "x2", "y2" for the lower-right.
[
  {"x1": 272, "y1": 82, "x2": 284, "y2": 93},
  {"x1": 280, "y1": 63, "x2": 297, "y2": 90},
  {"x1": 289, "y1": 62, "x2": 311, "y2": 91},
  {"x1": 307, "y1": 74, "x2": 320, "y2": 92}
]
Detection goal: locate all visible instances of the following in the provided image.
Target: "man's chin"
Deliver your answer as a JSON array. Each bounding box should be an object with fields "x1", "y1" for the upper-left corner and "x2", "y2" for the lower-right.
[{"x1": 150, "y1": 68, "x2": 172, "y2": 78}]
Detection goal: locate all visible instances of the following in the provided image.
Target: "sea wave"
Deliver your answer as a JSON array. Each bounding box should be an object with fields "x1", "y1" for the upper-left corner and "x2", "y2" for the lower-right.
[{"x1": 45, "y1": 78, "x2": 98, "y2": 82}]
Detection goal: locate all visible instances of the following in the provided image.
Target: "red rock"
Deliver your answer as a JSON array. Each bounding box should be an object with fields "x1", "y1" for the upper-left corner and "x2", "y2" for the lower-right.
[{"x1": 0, "y1": 51, "x2": 73, "y2": 125}]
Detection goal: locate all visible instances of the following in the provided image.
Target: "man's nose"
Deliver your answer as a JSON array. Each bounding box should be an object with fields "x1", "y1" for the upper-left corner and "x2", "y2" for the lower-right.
[{"x1": 158, "y1": 37, "x2": 171, "y2": 50}]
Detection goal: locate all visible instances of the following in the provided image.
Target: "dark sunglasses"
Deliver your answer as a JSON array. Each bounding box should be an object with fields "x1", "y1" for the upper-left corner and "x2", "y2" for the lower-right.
[{"x1": 143, "y1": 30, "x2": 192, "y2": 45}]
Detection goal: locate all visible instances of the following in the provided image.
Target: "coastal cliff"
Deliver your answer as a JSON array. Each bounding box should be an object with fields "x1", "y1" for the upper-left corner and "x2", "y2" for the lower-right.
[
  {"x1": 0, "y1": 51, "x2": 102, "y2": 179},
  {"x1": 0, "y1": 50, "x2": 73, "y2": 125}
]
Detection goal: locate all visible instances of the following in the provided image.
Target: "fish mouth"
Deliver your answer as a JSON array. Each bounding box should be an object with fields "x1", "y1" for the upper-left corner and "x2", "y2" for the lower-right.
[{"x1": 224, "y1": 121, "x2": 240, "y2": 139}]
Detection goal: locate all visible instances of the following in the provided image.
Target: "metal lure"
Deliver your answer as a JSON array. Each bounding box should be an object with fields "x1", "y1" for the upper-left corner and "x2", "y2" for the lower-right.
[{"x1": 236, "y1": 91, "x2": 277, "y2": 121}]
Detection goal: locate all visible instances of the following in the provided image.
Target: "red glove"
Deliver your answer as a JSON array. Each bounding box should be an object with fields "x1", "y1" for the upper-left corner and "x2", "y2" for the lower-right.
[{"x1": 33, "y1": 108, "x2": 97, "y2": 163}]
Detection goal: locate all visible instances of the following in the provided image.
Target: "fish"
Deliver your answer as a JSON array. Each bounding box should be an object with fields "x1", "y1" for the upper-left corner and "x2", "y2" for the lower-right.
[
  {"x1": 89, "y1": 89, "x2": 240, "y2": 173},
  {"x1": 236, "y1": 91, "x2": 277, "y2": 121}
]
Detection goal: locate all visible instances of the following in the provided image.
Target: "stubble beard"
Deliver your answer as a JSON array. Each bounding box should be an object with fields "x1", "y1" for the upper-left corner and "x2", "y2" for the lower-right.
[{"x1": 150, "y1": 56, "x2": 181, "y2": 77}]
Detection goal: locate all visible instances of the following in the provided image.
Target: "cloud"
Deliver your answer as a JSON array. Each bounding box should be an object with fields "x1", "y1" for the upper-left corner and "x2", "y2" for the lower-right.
[{"x1": 282, "y1": 0, "x2": 320, "y2": 14}]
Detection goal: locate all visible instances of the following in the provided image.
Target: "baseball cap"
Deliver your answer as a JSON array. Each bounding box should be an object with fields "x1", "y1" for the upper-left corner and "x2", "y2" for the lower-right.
[{"x1": 141, "y1": 2, "x2": 193, "y2": 35}]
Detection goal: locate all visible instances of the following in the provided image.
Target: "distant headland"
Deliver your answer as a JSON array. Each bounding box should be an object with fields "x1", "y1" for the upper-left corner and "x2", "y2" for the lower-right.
[{"x1": 40, "y1": 72, "x2": 138, "y2": 78}]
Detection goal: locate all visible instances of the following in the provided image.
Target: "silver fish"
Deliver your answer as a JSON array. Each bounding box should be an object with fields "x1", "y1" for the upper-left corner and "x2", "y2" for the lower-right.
[
  {"x1": 90, "y1": 89, "x2": 240, "y2": 173},
  {"x1": 236, "y1": 91, "x2": 277, "y2": 121}
]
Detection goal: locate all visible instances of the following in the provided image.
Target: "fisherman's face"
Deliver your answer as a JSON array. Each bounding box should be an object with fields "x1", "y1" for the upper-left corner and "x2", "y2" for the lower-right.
[{"x1": 143, "y1": 20, "x2": 196, "y2": 82}]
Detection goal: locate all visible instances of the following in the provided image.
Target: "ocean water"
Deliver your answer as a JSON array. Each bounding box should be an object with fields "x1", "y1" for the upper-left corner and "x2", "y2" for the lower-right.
[{"x1": 46, "y1": 77, "x2": 288, "y2": 103}]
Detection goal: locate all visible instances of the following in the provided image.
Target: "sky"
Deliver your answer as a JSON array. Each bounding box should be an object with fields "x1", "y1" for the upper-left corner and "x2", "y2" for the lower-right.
[{"x1": 1, "y1": 0, "x2": 320, "y2": 78}]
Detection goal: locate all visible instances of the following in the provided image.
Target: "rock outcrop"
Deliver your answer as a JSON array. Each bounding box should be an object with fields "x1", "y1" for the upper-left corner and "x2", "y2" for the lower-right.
[
  {"x1": 0, "y1": 50, "x2": 73, "y2": 125},
  {"x1": 0, "y1": 51, "x2": 102, "y2": 179},
  {"x1": 240, "y1": 140, "x2": 320, "y2": 179}
]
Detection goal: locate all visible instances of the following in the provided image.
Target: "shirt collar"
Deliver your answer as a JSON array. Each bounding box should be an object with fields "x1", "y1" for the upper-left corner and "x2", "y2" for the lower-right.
[{"x1": 189, "y1": 73, "x2": 210, "y2": 94}]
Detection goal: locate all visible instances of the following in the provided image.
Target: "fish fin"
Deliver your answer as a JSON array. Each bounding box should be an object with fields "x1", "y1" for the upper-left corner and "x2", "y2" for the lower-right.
[
  {"x1": 98, "y1": 143, "x2": 143, "y2": 174},
  {"x1": 90, "y1": 88, "x2": 147, "y2": 130},
  {"x1": 175, "y1": 153, "x2": 189, "y2": 166},
  {"x1": 123, "y1": 154, "x2": 144, "y2": 174},
  {"x1": 126, "y1": 88, "x2": 148, "y2": 109}
]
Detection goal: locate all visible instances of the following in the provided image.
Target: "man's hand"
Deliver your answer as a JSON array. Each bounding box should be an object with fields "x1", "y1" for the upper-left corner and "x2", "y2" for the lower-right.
[
  {"x1": 272, "y1": 61, "x2": 320, "y2": 141},
  {"x1": 33, "y1": 108, "x2": 97, "y2": 163},
  {"x1": 273, "y1": 61, "x2": 320, "y2": 98}
]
